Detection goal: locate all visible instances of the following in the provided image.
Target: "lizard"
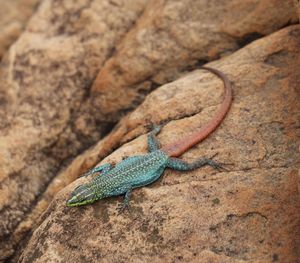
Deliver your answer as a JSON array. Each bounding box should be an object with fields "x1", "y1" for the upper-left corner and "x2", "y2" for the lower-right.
[{"x1": 66, "y1": 66, "x2": 232, "y2": 210}]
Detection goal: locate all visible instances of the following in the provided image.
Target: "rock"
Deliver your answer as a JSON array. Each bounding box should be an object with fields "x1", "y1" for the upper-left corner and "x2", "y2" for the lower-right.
[
  {"x1": 92, "y1": 0, "x2": 298, "y2": 114},
  {"x1": 0, "y1": 0, "x2": 147, "y2": 260},
  {"x1": 26, "y1": 2, "x2": 300, "y2": 246},
  {"x1": 0, "y1": 0, "x2": 39, "y2": 60},
  {"x1": 294, "y1": 0, "x2": 300, "y2": 21},
  {"x1": 0, "y1": 0, "x2": 298, "y2": 261},
  {"x1": 19, "y1": 25, "x2": 300, "y2": 263}
]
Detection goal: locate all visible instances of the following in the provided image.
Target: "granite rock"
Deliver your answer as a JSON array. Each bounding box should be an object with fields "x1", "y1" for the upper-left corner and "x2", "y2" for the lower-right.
[
  {"x1": 0, "y1": 0, "x2": 147, "y2": 260},
  {"x1": 0, "y1": 0, "x2": 39, "y2": 60},
  {"x1": 19, "y1": 25, "x2": 300, "y2": 263},
  {"x1": 92, "y1": 0, "x2": 298, "y2": 115}
]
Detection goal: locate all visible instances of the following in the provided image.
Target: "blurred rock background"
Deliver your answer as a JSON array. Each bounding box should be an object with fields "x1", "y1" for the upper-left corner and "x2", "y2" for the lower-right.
[{"x1": 0, "y1": 0, "x2": 40, "y2": 60}]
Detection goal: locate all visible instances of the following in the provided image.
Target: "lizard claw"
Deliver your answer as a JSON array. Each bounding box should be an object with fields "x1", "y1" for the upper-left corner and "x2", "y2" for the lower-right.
[
  {"x1": 210, "y1": 161, "x2": 234, "y2": 172},
  {"x1": 117, "y1": 202, "x2": 131, "y2": 214},
  {"x1": 207, "y1": 153, "x2": 233, "y2": 172},
  {"x1": 217, "y1": 162, "x2": 234, "y2": 171},
  {"x1": 146, "y1": 122, "x2": 165, "y2": 134},
  {"x1": 213, "y1": 162, "x2": 228, "y2": 172},
  {"x1": 209, "y1": 152, "x2": 219, "y2": 159}
]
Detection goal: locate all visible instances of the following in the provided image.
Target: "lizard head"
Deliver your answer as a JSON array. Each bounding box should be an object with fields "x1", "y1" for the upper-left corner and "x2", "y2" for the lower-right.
[{"x1": 66, "y1": 184, "x2": 98, "y2": 207}]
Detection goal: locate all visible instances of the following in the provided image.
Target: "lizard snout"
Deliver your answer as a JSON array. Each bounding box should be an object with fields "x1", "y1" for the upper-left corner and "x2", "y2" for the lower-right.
[{"x1": 67, "y1": 184, "x2": 97, "y2": 206}]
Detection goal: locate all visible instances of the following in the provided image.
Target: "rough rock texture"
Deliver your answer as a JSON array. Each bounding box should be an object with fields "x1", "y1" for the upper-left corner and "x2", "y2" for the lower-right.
[
  {"x1": 0, "y1": 0, "x2": 147, "y2": 260},
  {"x1": 295, "y1": 0, "x2": 300, "y2": 21},
  {"x1": 0, "y1": 1, "x2": 298, "y2": 262},
  {"x1": 0, "y1": 0, "x2": 40, "y2": 60},
  {"x1": 19, "y1": 26, "x2": 300, "y2": 263},
  {"x1": 91, "y1": 0, "x2": 297, "y2": 114},
  {"x1": 22, "y1": 1, "x2": 299, "y2": 242}
]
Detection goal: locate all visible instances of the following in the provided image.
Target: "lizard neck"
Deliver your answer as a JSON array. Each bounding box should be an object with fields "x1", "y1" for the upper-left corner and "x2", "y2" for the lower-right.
[{"x1": 161, "y1": 66, "x2": 232, "y2": 158}]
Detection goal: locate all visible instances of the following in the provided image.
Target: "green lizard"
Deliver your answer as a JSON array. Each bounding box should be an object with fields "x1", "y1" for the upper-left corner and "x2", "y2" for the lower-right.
[{"x1": 67, "y1": 66, "x2": 232, "y2": 210}]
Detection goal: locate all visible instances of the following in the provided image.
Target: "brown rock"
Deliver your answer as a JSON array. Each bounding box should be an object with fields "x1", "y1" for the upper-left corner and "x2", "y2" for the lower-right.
[
  {"x1": 0, "y1": 0, "x2": 147, "y2": 260},
  {"x1": 0, "y1": 0, "x2": 39, "y2": 60},
  {"x1": 92, "y1": 0, "x2": 298, "y2": 114},
  {"x1": 0, "y1": 1, "x2": 298, "y2": 261},
  {"x1": 295, "y1": 0, "x2": 300, "y2": 21},
  {"x1": 19, "y1": 25, "x2": 300, "y2": 263},
  {"x1": 31, "y1": 1, "x2": 300, "y2": 234}
]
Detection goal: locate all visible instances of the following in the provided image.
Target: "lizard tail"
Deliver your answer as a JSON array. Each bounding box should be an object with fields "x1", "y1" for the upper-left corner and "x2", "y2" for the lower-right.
[{"x1": 161, "y1": 66, "x2": 233, "y2": 157}]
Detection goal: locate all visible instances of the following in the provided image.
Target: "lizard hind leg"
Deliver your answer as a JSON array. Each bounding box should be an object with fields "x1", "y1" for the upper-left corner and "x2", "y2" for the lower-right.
[
  {"x1": 147, "y1": 125, "x2": 162, "y2": 152},
  {"x1": 116, "y1": 186, "x2": 133, "y2": 213},
  {"x1": 166, "y1": 156, "x2": 225, "y2": 171}
]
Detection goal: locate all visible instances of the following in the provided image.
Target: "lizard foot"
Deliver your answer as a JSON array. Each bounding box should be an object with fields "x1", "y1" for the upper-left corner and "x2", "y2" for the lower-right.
[
  {"x1": 146, "y1": 122, "x2": 167, "y2": 134},
  {"x1": 207, "y1": 153, "x2": 233, "y2": 172},
  {"x1": 215, "y1": 162, "x2": 234, "y2": 172},
  {"x1": 117, "y1": 202, "x2": 131, "y2": 214}
]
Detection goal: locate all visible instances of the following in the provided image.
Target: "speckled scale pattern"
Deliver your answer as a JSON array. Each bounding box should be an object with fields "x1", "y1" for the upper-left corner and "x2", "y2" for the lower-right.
[{"x1": 91, "y1": 150, "x2": 169, "y2": 197}]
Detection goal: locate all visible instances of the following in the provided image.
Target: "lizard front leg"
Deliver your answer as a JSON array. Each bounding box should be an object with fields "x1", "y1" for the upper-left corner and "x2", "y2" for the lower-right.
[
  {"x1": 114, "y1": 185, "x2": 132, "y2": 213},
  {"x1": 147, "y1": 125, "x2": 162, "y2": 152}
]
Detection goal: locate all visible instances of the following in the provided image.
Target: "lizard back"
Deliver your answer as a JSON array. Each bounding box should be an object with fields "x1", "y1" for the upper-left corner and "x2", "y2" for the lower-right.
[{"x1": 90, "y1": 150, "x2": 169, "y2": 197}]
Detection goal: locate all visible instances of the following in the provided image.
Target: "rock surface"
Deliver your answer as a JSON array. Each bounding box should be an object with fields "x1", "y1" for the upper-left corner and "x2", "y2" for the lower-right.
[
  {"x1": 0, "y1": 1, "x2": 299, "y2": 262},
  {"x1": 92, "y1": 0, "x2": 297, "y2": 114},
  {"x1": 295, "y1": 0, "x2": 300, "y2": 21},
  {"x1": 19, "y1": 26, "x2": 300, "y2": 263},
  {"x1": 20, "y1": 1, "x2": 299, "y2": 247},
  {"x1": 0, "y1": 0, "x2": 39, "y2": 60},
  {"x1": 0, "y1": 0, "x2": 147, "y2": 260}
]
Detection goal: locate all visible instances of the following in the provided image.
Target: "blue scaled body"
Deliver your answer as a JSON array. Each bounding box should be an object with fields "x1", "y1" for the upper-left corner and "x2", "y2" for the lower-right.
[
  {"x1": 95, "y1": 151, "x2": 168, "y2": 192},
  {"x1": 67, "y1": 126, "x2": 223, "y2": 209}
]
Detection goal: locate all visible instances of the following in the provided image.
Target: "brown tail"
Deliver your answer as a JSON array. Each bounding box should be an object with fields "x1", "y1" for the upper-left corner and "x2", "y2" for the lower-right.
[{"x1": 161, "y1": 66, "x2": 233, "y2": 157}]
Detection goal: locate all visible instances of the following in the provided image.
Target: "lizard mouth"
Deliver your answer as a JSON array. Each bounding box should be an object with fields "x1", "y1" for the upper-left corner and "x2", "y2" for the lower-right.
[
  {"x1": 66, "y1": 195, "x2": 97, "y2": 206},
  {"x1": 67, "y1": 198, "x2": 90, "y2": 206}
]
